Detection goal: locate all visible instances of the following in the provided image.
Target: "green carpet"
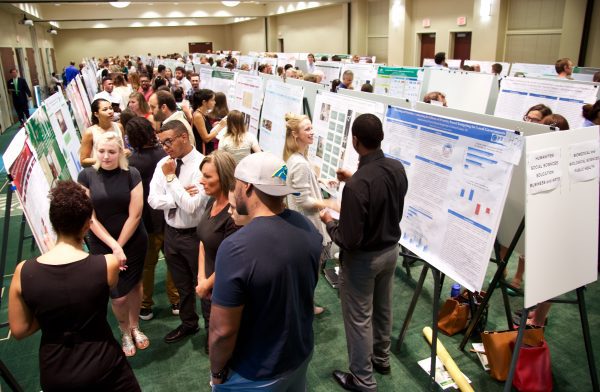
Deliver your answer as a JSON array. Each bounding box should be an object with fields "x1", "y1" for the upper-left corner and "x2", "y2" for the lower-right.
[{"x1": 1, "y1": 245, "x2": 599, "y2": 391}]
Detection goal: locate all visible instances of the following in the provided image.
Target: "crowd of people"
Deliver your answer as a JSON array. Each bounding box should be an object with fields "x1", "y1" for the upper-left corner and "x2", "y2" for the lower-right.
[{"x1": 7, "y1": 51, "x2": 600, "y2": 391}]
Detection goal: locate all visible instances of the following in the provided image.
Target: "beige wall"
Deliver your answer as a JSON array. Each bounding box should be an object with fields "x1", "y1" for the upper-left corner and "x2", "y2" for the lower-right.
[
  {"x1": 405, "y1": 0, "x2": 474, "y2": 65},
  {"x1": 228, "y1": 18, "x2": 266, "y2": 53},
  {"x1": 53, "y1": 26, "x2": 229, "y2": 69},
  {"x1": 274, "y1": 5, "x2": 347, "y2": 53}
]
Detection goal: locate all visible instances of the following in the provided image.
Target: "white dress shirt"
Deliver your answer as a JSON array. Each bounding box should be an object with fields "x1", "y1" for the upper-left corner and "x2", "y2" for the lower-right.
[{"x1": 148, "y1": 148, "x2": 208, "y2": 229}]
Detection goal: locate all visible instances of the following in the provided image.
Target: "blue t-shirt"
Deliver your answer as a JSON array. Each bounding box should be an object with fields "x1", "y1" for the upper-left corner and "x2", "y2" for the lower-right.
[{"x1": 212, "y1": 209, "x2": 322, "y2": 380}]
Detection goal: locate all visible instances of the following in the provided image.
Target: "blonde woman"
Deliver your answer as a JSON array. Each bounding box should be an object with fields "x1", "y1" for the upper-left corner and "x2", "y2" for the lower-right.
[
  {"x1": 218, "y1": 109, "x2": 261, "y2": 163},
  {"x1": 78, "y1": 132, "x2": 149, "y2": 357},
  {"x1": 283, "y1": 112, "x2": 337, "y2": 315}
]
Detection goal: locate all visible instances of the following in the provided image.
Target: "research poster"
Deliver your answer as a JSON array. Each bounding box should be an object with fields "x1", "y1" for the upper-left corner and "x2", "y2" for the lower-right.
[
  {"x1": 494, "y1": 77, "x2": 599, "y2": 128},
  {"x1": 209, "y1": 70, "x2": 236, "y2": 106},
  {"x1": 199, "y1": 67, "x2": 213, "y2": 89},
  {"x1": 81, "y1": 66, "x2": 97, "y2": 103},
  {"x1": 259, "y1": 80, "x2": 303, "y2": 155},
  {"x1": 340, "y1": 63, "x2": 376, "y2": 90},
  {"x1": 43, "y1": 93, "x2": 83, "y2": 179},
  {"x1": 25, "y1": 108, "x2": 72, "y2": 185},
  {"x1": 231, "y1": 74, "x2": 264, "y2": 137},
  {"x1": 309, "y1": 92, "x2": 384, "y2": 187},
  {"x1": 314, "y1": 61, "x2": 342, "y2": 86},
  {"x1": 75, "y1": 76, "x2": 93, "y2": 122},
  {"x1": 65, "y1": 79, "x2": 92, "y2": 133},
  {"x1": 2, "y1": 129, "x2": 53, "y2": 252},
  {"x1": 384, "y1": 106, "x2": 523, "y2": 292},
  {"x1": 374, "y1": 66, "x2": 424, "y2": 101}
]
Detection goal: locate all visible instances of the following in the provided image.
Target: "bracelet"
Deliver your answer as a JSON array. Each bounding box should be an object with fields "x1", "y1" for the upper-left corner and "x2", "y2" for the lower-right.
[{"x1": 211, "y1": 367, "x2": 228, "y2": 380}]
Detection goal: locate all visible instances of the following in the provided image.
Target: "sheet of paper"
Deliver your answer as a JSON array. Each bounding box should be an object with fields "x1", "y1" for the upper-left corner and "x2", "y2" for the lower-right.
[
  {"x1": 568, "y1": 140, "x2": 599, "y2": 182},
  {"x1": 526, "y1": 148, "x2": 562, "y2": 194},
  {"x1": 418, "y1": 357, "x2": 471, "y2": 390}
]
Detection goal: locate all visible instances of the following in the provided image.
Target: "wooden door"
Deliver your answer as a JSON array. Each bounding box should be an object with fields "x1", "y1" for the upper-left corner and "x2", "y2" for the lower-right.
[
  {"x1": 0, "y1": 47, "x2": 17, "y2": 81},
  {"x1": 188, "y1": 42, "x2": 213, "y2": 54},
  {"x1": 26, "y1": 47, "x2": 39, "y2": 86},
  {"x1": 420, "y1": 33, "x2": 436, "y2": 67},
  {"x1": 39, "y1": 48, "x2": 48, "y2": 84},
  {"x1": 453, "y1": 32, "x2": 472, "y2": 67}
]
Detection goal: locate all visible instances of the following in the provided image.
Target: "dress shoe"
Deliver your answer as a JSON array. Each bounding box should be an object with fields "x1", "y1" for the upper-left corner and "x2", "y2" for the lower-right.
[
  {"x1": 371, "y1": 360, "x2": 391, "y2": 375},
  {"x1": 164, "y1": 324, "x2": 200, "y2": 344},
  {"x1": 332, "y1": 370, "x2": 362, "y2": 391}
]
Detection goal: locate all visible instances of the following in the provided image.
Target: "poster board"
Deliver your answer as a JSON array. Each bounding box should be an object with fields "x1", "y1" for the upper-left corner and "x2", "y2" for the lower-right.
[
  {"x1": 230, "y1": 73, "x2": 264, "y2": 137},
  {"x1": 386, "y1": 106, "x2": 523, "y2": 291},
  {"x1": 494, "y1": 77, "x2": 599, "y2": 128},
  {"x1": 199, "y1": 66, "x2": 213, "y2": 89},
  {"x1": 208, "y1": 69, "x2": 236, "y2": 106},
  {"x1": 258, "y1": 79, "x2": 303, "y2": 155},
  {"x1": 65, "y1": 77, "x2": 92, "y2": 133},
  {"x1": 309, "y1": 91, "x2": 385, "y2": 188},
  {"x1": 509, "y1": 63, "x2": 557, "y2": 78},
  {"x1": 373, "y1": 66, "x2": 424, "y2": 101},
  {"x1": 423, "y1": 58, "x2": 461, "y2": 69},
  {"x1": 340, "y1": 63, "x2": 377, "y2": 90},
  {"x1": 524, "y1": 126, "x2": 599, "y2": 307},
  {"x1": 420, "y1": 68, "x2": 499, "y2": 114},
  {"x1": 2, "y1": 129, "x2": 53, "y2": 252},
  {"x1": 314, "y1": 61, "x2": 343, "y2": 86},
  {"x1": 285, "y1": 77, "x2": 329, "y2": 121},
  {"x1": 463, "y1": 60, "x2": 510, "y2": 76}
]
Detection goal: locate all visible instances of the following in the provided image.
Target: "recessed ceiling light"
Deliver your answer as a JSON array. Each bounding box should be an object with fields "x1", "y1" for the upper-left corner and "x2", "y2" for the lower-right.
[
  {"x1": 109, "y1": 1, "x2": 131, "y2": 8},
  {"x1": 222, "y1": 1, "x2": 240, "y2": 7}
]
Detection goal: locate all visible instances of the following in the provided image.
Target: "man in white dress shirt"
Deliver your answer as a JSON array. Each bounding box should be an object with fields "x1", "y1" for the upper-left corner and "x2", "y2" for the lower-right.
[
  {"x1": 148, "y1": 119, "x2": 208, "y2": 343},
  {"x1": 93, "y1": 77, "x2": 123, "y2": 119}
]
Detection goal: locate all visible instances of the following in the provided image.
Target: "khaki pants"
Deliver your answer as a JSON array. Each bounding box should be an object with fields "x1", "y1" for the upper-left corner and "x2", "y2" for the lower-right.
[{"x1": 141, "y1": 232, "x2": 179, "y2": 309}]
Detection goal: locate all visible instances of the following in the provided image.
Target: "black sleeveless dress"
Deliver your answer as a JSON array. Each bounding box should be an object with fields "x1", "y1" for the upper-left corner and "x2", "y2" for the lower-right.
[{"x1": 20, "y1": 255, "x2": 141, "y2": 391}]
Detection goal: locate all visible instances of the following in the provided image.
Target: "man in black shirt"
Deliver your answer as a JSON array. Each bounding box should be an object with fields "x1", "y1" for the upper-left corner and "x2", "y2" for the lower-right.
[{"x1": 321, "y1": 114, "x2": 408, "y2": 391}]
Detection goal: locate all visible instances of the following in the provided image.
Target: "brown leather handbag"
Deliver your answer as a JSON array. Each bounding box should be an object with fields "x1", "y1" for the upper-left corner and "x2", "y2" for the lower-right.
[
  {"x1": 437, "y1": 298, "x2": 469, "y2": 336},
  {"x1": 481, "y1": 327, "x2": 545, "y2": 381}
]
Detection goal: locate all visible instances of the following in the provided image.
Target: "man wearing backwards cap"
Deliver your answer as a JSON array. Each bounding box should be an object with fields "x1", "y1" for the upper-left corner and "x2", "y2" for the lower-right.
[{"x1": 208, "y1": 152, "x2": 323, "y2": 389}]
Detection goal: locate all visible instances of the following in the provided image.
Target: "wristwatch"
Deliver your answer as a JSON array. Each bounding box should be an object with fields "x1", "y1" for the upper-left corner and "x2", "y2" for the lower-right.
[
  {"x1": 166, "y1": 174, "x2": 176, "y2": 183},
  {"x1": 211, "y1": 367, "x2": 228, "y2": 381}
]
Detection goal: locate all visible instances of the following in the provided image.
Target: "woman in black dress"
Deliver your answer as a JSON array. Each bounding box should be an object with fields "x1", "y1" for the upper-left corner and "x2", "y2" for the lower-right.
[
  {"x1": 78, "y1": 132, "x2": 149, "y2": 357},
  {"x1": 191, "y1": 89, "x2": 227, "y2": 155},
  {"x1": 8, "y1": 181, "x2": 141, "y2": 391},
  {"x1": 195, "y1": 150, "x2": 238, "y2": 353}
]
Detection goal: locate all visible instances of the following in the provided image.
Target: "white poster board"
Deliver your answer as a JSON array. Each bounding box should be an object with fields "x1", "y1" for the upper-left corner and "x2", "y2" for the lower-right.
[
  {"x1": 524, "y1": 127, "x2": 599, "y2": 307},
  {"x1": 199, "y1": 66, "x2": 213, "y2": 89},
  {"x1": 509, "y1": 63, "x2": 556, "y2": 78},
  {"x1": 340, "y1": 63, "x2": 377, "y2": 90},
  {"x1": 421, "y1": 68, "x2": 498, "y2": 114},
  {"x1": 230, "y1": 73, "x2": 264, "y2": 137},
  {"x1": 259, "y1": 80, "x2": 303, "y2": 155},
  {"x1": 423, "y1": 58, "x2": 461, "y2": 69},
  {"x1": 208, "y1": 69, "x2": 236, "y2": 106},
  {"x1": 386, "y1": 106, "x2": 523, "y2": 291},
  {"x1": 314, "y1": 61, "x2": 343, "y2": 86},
  {"x1": 494, "y1": 77, "x2": 599, "y2": 128},
  {"x1": 463, "y1": 60, "x2": 510, "y2": 76}
]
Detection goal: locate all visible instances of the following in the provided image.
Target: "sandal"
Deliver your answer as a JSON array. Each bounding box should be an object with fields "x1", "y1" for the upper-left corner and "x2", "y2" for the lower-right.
[
  {"x1": 131, "y1": 327, "x2": 150, "y2": 350},
  {"x1": 121, "y1": 333, "x2": 136, "y2": 357}
]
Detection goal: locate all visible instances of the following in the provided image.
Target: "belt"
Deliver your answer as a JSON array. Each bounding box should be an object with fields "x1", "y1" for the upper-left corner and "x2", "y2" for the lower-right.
[{"x1": 167, "y1": 225, "x2": 196, "y2": 235}]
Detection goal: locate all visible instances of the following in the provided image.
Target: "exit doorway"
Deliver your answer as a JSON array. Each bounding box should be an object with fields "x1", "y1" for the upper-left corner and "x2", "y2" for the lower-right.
[
  {"x1": 452, "y1": 32, "x2": 472, "y2": 67},
  {"x1": 419, "y1": 33, "x2": 436, "y2": 67}
]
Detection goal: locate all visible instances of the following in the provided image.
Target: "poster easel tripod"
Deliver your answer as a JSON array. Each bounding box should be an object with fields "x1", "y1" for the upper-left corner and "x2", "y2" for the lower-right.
[{"x1": 459, "y1": 217, "x2": 599, "y2": 392}]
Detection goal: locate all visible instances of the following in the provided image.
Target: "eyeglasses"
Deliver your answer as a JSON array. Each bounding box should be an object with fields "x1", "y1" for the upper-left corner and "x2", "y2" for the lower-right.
[
  {"x1": 523, "y1": 115, "x2": 542, "y2": 123},
  {"x1": 159, "y1": 134, "x2": 183, "y2": 148}
]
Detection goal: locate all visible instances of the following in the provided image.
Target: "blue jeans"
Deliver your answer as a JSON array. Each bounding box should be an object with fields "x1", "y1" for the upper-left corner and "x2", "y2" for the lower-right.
[{"x1": 212, "y1": 353, "x2": 312, "y2": 391}]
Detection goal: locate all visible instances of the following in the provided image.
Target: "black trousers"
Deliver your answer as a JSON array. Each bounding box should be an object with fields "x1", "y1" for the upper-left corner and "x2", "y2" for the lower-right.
[
  {"x1": 164, "y1": 225, "x2": 199, "y2": 329},
  {"x1": 13, "y1": 100, "x2": 28, "y2": 124}
]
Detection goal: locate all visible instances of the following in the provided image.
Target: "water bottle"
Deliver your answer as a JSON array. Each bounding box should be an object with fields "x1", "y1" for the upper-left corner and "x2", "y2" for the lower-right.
[{"x1": 451, "y1": 283, "x2": 461, "y2": 298}]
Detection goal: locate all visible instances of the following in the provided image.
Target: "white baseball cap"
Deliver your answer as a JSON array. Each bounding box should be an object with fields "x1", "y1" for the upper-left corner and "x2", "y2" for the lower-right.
[{"x1": 234, "y1": 152, "x2": 297, "y2": 196}]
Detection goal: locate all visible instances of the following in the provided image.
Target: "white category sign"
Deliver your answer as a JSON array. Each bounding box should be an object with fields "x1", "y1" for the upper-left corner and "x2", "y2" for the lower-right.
[
  {"x1": 259, "y1": 80, "x2": 303, "y2": 155},
  {"x1": 494, "y1": 77, "x2": 599, "y2": 128},
  {"x1": 230, "y1": 74, "x2": 264, "y2": 137},
  {"x1": 526, "y1": 148, "x2": 562, "y2": 194},
  {"x1": 385, "y1": 106, "x2": 523, "y2": 292},
  {"x1": 309, "y1": 92, "x2": 384, "y2": 185},
  {"x1": 568, "y1": 140, "x2": 599, "y2": 182},
  {"x1": 314, "y1": 61, "x2": 342, "y2": 86}
]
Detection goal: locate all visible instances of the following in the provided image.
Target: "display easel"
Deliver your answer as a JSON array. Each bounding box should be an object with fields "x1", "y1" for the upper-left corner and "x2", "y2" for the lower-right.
[
  {"x1": 459, "y1": 217, "x2": 599, "y2": 392},
  {"x1": 0, "y1": 180, "x2": 25, "y2": 391},
  {"x1": 394, "y1": 259, "x2": 447, "y2": 390}
]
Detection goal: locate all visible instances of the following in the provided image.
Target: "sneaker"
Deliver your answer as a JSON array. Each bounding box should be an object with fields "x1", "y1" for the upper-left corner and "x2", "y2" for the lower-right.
[
  {"x1": 139, "y1": 308, "x2": 154, "y2": 321},
  {"x1": 171, "y1": 303, "x2": 180, "y2": 316}
]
